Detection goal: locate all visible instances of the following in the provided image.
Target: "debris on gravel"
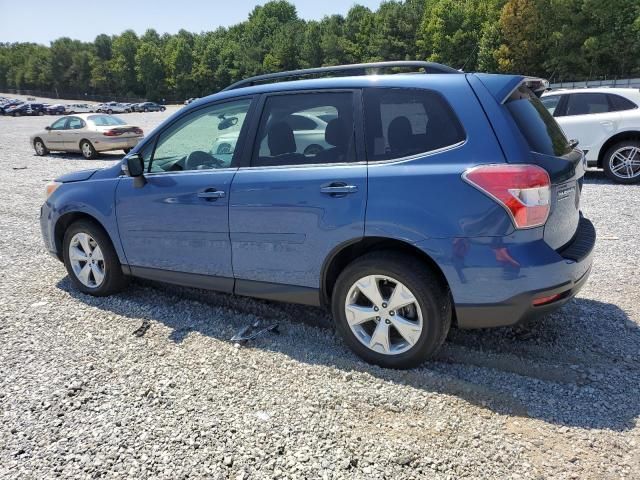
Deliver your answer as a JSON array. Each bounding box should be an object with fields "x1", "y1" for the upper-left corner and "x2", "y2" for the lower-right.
[{"x1": 1, "y1": 109, "x2": 639, "y2": 479}]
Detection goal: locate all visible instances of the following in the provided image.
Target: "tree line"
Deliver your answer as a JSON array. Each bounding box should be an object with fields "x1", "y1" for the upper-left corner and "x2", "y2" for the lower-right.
[{"x1": 1, "y1": 0, "x2": 639, "y2": 101}]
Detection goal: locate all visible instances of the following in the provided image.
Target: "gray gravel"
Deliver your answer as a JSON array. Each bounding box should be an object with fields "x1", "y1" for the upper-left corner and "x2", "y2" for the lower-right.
[{"x1": 1, "y1": 107, "x2": 639, "y2": 480}]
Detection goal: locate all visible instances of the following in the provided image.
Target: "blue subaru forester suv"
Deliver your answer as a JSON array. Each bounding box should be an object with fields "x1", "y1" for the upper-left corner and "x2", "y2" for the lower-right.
[{"x1": 40, "y1": 62, "x2": 595, "y2": 368}]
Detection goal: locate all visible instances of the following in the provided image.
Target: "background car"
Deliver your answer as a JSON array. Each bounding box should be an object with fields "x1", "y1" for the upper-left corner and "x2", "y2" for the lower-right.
[
  {"x1": 45, "y1": 104, "x2": 66, "y2": 115},
  {"x1": 0, "y1": 99, "x2": 24, "y2": 115},
  {"x1": 65, "y1": 103, "x2": 95, "y2": 114},
  {"x1": 184, "y1": 97, "x2": 198, "y2": 105},
  {"x1": 6, "y1": 102, "x2": 45, "y2": 116},
  {"x1": 542, "y1": 88, "x2": 640, "y2": 183},
  {"x1": 96, "y1": 102, "x2": 130, "y2": 114},
  {"x1": 133, "y1": 102, "x2": 166, "y2": 112},
  {"x1": 31, "y1": 114, "x2": 144, "y2": 159}
]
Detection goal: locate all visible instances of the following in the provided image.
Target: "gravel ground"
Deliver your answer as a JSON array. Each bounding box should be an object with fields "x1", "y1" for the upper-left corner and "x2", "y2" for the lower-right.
[{"x1": 0, "y1": 108, "x2": 639, "y2": 480}]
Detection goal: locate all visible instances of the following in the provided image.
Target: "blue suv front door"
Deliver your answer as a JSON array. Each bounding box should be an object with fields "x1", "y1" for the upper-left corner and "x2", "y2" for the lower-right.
[
  {"x1": 229, "y1": 91, "x2": 367, "y2": 296},
  {"x1": 115, "y1": 98, "x2": 254, "y2": 287}
]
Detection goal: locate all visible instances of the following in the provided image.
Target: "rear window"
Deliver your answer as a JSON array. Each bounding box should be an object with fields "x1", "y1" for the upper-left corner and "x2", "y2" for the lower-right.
[
  {"x1": 505, "y1": 86, "x2": 572, "y2": 157},
  {"x1": 363, "y1": 88, "x2": 465, "y2": 161},
  {"x1": 88, "y1": 115, "x2": 127, "y2": 126}
]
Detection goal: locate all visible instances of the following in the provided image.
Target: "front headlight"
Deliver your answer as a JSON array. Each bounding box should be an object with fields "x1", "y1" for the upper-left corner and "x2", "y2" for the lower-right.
[{"x1": 45, "y1": 181, "x2": 62, "y2": 199}]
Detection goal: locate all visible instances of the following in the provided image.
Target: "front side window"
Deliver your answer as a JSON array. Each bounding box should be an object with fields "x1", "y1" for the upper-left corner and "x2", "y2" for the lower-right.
[
  {"x1": 541, "y1": 95, "x2": 561, "y2": 115},
  {"x1": 363, "y1": 88, "x2": 465, "y2": 161},
  {"x1": 253, "y1": 92, "x2": 356, "y2": 167},
  {"x1": 566, "y1": 93, "x2": 610, "y2": 116},
  {"x1": 150, "y1": 98, "x2": 252, "y2": 173},
  {"x1": 50, "y1": 118, "x2": 67, "y2": 130}
]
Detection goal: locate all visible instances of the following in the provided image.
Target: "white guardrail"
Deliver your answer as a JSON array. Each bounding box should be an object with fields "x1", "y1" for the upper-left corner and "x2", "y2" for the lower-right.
[{"x1": 550, "y1": 78, "x2": 640, "y2": 89}]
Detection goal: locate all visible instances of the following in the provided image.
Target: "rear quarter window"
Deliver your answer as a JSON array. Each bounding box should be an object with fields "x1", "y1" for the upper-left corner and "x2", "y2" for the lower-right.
[
  {"x1": 505, "y1": 86, "x2": 572, "y2": 157},
  {"x1": 363, "y1": 88, "x2": 465, "y2": 161},
  {"x1": 608, "y1": 94, "x2": 638, "y2": 112}
]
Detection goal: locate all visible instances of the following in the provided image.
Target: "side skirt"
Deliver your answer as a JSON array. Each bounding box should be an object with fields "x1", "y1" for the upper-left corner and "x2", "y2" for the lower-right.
[{"x1": 126, "y1": 266, "x2": 320, "y2": 307}]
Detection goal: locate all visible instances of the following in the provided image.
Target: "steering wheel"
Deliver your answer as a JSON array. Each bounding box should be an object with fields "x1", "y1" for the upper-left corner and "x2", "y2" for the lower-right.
[{"x1": 184, "y1": 150, "x2": 225, "y2": 170}]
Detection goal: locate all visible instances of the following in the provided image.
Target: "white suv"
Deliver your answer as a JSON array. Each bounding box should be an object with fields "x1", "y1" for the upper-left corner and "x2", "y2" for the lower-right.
[{"x1": 541, "y1": 88, "x2": 640, "y2": 183}]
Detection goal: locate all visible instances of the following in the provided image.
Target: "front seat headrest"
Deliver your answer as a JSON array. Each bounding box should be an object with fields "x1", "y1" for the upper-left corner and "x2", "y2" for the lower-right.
[{"x1": 268, "y1": 121, "x2": 296, "y2": 156}]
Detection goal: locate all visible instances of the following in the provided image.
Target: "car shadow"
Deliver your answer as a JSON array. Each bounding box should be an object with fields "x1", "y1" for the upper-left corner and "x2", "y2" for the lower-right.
[{"x1": 56, "y1": 276, "x2": 640, "y2": 431}]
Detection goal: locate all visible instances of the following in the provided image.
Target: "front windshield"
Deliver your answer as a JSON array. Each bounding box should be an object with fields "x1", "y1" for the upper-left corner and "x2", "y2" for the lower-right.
[{"x1": 89, "y1": 115, "x2": 127, "y2": 126}]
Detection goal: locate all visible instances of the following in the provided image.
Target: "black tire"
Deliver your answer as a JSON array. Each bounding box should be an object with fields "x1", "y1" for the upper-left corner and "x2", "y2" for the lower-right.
[
  {"x1": 603, "y1": 140, "x2": 640, "y2": 184},
  {"x1": 38, "y1": 111, "x2": 44, "y2": 116},
  {"x1": 160, "y1": 107, "x2": 166, "y2": 112},
  {"x1": 33, "y1": 138, "x2": 49, "y2": 156},
  {"x1": 80, "y1": 140, "x2": 97, "y2": 159},
  {"x1": 13, "y1": 111, "x2": 20, "y2": 117},
  {"x1": 63, "y1": 220, "x2": 128, "y2": 296},
  {"x1": 123, "y1": 148, "x2": 132, "y2": 154},
  {"x1": 144, "y1": 108, "x2": 149, "y2": 112},
  {"x1": 331, "y1": 252, "x2": 451, "y2": 369},
  {"x1": 107, "y1": 109, "x2": 113, "y2": 114}
]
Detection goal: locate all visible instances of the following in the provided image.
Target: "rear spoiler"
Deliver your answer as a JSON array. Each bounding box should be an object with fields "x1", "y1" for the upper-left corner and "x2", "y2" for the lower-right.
[
  {"x1": 521, "y1": 77, "x2": 549, "y2": 98},
  {"x1": 472, "y1": 74, "x2": 550, "y2": 104}
]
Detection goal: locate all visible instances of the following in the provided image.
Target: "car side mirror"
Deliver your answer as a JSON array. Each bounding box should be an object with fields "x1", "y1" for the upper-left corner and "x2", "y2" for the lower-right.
[
  {"x1": 45, "y1": 126, "x2": 51, "y2": 131},
  {"x1": 124, "y1": 153, "x2": 147, "y2": 187}
]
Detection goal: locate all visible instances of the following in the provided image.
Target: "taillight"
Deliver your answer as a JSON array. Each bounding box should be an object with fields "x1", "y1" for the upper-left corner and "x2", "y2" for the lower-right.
[
  {"x1": 133, "y1": 127, "x2": 143, "y2": 135},
  {"x1": 463, "y1": 164, "x2": 551, "y2": 229},
  {"x1": 103, "y1": 129, "x2": 122, "y2": 136}
]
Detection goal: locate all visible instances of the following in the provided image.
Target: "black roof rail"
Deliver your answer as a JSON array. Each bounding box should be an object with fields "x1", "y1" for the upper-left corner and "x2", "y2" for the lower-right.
[{"x1": 222, "y1": 61, "x2": 461, "y2": 91}]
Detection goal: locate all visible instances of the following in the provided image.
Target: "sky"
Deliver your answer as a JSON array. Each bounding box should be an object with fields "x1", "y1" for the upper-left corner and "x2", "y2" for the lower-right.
[{"x1": 0, "y1": 0, "x2": 385, "y2": 45}]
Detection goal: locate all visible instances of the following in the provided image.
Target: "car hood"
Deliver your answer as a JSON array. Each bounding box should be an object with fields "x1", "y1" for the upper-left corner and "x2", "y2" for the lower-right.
[{"x1": 55, "y1": 169, "x2": 99, "y2": 183}]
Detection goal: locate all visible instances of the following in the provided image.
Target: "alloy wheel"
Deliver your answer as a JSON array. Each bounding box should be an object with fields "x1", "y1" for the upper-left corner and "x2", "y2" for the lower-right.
[
  {"x1": 35, "y1": 141, "x2": 45, "y2": 155},
  {"x1": 609, "y1": 146, "x2": 640, "y2": 180},
  {"x1": 345, "y1": 275, "x2": 423, "y2": 355},
  {"x1": 68, "y1": 232, "x2": 105, "y2": 288}
]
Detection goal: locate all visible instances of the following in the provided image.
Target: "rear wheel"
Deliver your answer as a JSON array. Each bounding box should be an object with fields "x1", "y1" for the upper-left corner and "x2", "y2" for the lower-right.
[
  {"x1": 144, "y1": 107, "x2": 149, "y2": 112},
  {"x1": 123, "y1": 148, "x2": 132, "y2": 154},
  {"x1": 80, "y1": 140, "x2": 97, "y2": 159},
  {"x1": 13, "y1": 111, "x2": 20, "y2": 117},
  {"x1": 107, "y1": 109, "x2": 113, "y2": 114},
  {"x1": 332, "y1": 252, "x2": 451, "y2": 369},
  {"x1": 62, "y1": 220, "x2": 128, "y2": 296},
  {"x1": 603, "y1": 141, "x2": 640, "y2": 184},
  {"x1": 34, "y1": 138, "x2": 49, "y2": 156}
]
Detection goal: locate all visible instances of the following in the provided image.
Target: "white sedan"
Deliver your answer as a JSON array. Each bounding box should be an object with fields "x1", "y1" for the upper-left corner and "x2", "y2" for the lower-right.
[{"x1": 541, "y1": 88, "x2": 640, "y2": 183}]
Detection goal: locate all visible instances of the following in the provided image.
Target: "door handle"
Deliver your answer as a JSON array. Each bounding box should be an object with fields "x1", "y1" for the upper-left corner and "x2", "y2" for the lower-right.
[
  {"x1": 320, "y1": 182, "x2": 358, "y2": 196},
  {"x1": 197, "y1": 188, "x2": 225, "y2": 200}
]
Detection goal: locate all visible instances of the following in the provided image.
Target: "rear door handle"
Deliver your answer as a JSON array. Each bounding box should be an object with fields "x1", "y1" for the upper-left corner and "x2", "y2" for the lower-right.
[
  {"x1": 197, "y1": 188, "x2": 225, "y2": 200},
  {"x1": 320, "y1": 182, "x2": 358, "y2": 196}
]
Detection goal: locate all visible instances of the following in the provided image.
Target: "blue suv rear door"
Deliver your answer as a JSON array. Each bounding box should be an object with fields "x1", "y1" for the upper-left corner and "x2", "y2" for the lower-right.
[
  {"x1": 229, "y1": 90, "x2": 366, "y2": 300},
  {"x1": 115, "y1": 97, "x2": 255, "y2": 289}
]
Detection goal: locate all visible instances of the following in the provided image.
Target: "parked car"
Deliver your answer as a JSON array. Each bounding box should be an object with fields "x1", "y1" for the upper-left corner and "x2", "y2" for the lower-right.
[
  {"x1": 97, "y1": 102, "x2": 130, "y2": 114},
  {"x1": 184, "y1": 97, "x2": 198, "y2": 105},
  {"x1": 45, "y1": 104, "x2": 66, "y2": 115},
  {"x1": 0, "y1": 99, "x2": 23, "y2": 114},
  {"x1": 40, "y1": 61, "x2": 595, "y2": 368},
  {"x1": 31, "y1": 114, "x2": 143, "y2": 159},
  {"x1": 6, "y1": 102, "x2": 45, "y2": 116},
  {"x1": 133, "y1": 102, "x2": 166, "y2": 112},
  {"x1": 65, "y1": 103, "x2": 95, "y2": 114},
  {"x1": 542, "y1": 88, "x2": 640, "y2": 183}
]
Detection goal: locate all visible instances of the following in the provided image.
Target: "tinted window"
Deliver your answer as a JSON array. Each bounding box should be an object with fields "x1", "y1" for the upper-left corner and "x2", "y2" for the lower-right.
[
  {"x1": 506, "y1": 86, "x2": 572, "y2": 157},
  {"x1": 566, "y1": 93, "x2": 610, "y2": 116},
  {"x1": 541, "y1": 95, "x2": 561, "y2": 115},
  {"x1": 287, "y1": 114, "x2": 319, "y2": 131},
  {"x1": 363, "y1": 88, "x2": 465, "y2": 161},
  {"x1": 150, "y1": 98, "x2": 251, "y2": 173},
  {"x1": 608, "y1": 94, "x2": 637, "y2": 112},
  {"x1": 253, "y1": 92, "x2": 355, "y2": 167}
]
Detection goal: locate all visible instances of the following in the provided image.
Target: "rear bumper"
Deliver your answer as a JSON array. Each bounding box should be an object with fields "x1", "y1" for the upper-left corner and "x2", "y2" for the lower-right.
[{"x1": 418, "y1": 216, "x2": 596, "y2": 329}]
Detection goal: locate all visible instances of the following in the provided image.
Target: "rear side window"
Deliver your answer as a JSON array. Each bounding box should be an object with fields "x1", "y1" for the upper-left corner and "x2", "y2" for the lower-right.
[
  {"x1": 253, "y1": 92, "x2": 356, "y2": 167},
  {"x1": 566, "y1": 93, "x2": 610, "y2": 115},
  {"x1": 609, "y1": 94, "x2": 638, "y2": 112},
  {"x1": 505, "y1": 86, "x2": 572, "y2": 157},
  {"x1": 363, "y1": 88, "x2": 465, "y2": 161}
]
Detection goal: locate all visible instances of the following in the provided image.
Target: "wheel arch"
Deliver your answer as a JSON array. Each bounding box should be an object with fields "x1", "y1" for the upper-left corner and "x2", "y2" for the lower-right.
[
  {"x1": 597, "y1": 130, "x2": 640, "y2": 167},
  {"x1": 321, "y1": 236, "x2": 451, "y2": 309},
  {"x1": 53, "y1": 212, "x2": 112, "y2": 262}
]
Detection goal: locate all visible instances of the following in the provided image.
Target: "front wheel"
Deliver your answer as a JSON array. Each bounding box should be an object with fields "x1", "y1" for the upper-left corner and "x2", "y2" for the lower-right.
[
  {"x1": 332, "y1": 252, "x2": 451, "y2": 369},
  {"x1": 34, "y1": 138, "x2": 49, "y2": 156},
  {"x1": 63, "y1": 220, "x2": 128, "y2": 296},
  {"x1": 107, "y1": 109, "x2": 113, "y2": 114},
  {"x1": 603, "y1": 141, "x2": 640, "y2": 184},
  {"x1": 80, "y1": 140, "x2": 97, "y2": 159}
]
